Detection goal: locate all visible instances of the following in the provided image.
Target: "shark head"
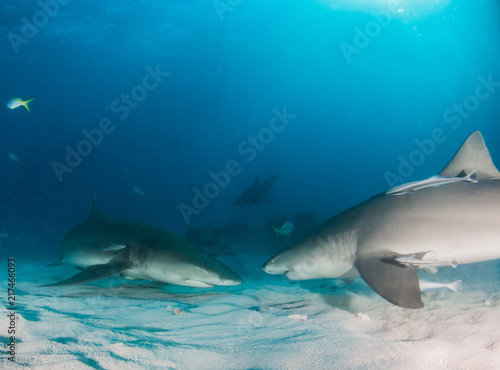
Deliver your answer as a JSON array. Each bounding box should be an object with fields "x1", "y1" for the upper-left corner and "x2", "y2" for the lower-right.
[
  {"x1": 263, "y1": 229, "x2": 358, "y2": 280},
  {"x1": 131, "y1": 245, "x2": 242, "y2": 287}
]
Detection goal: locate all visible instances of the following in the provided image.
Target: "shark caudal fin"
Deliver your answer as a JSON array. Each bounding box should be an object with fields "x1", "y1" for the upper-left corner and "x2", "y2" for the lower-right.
[
  {"x1": 439, "y1": 131, "x2": 500, "y2": 179},
  {"x1": 40, "y1": 246, "x2": 131, "y2": 287}
]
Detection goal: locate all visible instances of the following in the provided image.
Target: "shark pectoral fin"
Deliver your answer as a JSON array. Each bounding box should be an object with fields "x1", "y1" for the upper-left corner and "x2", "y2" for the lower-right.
[
  {"x1": 41, "y1": 261, "x2": 131, "y2": 287},
  {"x1": 355, "y1": 252, "x2": 424, "y2": 309},
  {"x1": 41, "y1": 246, "x2": 132, "y2": 287},
  {"x1": 46, "y1": 259, "x2": 65, "y2": 267}
]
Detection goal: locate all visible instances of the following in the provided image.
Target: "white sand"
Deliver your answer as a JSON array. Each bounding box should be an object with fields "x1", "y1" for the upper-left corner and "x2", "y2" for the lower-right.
[{"x1": 1, "y1": 254, "x2": 499, "y2": 369}]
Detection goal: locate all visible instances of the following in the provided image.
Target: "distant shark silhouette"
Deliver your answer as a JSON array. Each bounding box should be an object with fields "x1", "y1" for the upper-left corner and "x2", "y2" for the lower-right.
[
  {"x1": 43, "y1": 200, "x2": 242, "y2": 288},
  {"x1": 233, "y1": 174, "x2": 276, "y2": 206},
  {"x1": 263, "y1": 131, "x2": 500, "y2": 308}
]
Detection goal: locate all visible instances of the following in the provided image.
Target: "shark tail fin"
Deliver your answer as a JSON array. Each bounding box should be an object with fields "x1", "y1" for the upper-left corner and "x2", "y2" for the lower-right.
[
  {"x1": 46, "y1": 259, "x2": 65, "y2": 267},
  {"x1": 273, "y1": 227, "x2": 281, "y2": 238},
  {"x1": 22, "y1": 96, "x2": 35, "y2": 112}
]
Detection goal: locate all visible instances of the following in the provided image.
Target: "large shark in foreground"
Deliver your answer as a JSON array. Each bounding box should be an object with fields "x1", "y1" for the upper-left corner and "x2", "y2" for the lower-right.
[
  {"x1": 43, "y1": 201, "x2": 242, "y2": 288},
  {"x1": 263, "y1": 131, "x2": 500, "y2": 308},
  {"x1": 233, "y1": 174, "x2": 276, "y2": 206}
]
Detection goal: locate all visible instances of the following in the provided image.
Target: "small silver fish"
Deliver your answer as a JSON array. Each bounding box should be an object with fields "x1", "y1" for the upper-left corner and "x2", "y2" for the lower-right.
[
  {"x1": 0, "y1": 233, "x2": 8, "y2": 244},
  {"x1": 419, "y1": 280, "x2": 462, "y2": 294},
  {"x1": 8, "y1": 152, "x2": 22, "y2": 162},
  {"x1": 133, "y1": 187, "x2": 147, "y2": 196}
]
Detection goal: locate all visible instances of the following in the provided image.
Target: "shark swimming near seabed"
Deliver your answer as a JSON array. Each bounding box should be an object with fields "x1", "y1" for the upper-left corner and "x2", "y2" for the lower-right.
[
  {"x1": 42, "y1": 200, "x2": 242, "y2": 288},
  {"x1": 263, "y1": 131, "x2": 500, "y2": 309},
  {"x1": 233, "y1": 174, "x2": 277, "y2": 206}
]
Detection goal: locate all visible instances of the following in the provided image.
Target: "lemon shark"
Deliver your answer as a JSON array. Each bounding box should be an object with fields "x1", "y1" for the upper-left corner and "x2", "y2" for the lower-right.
[
  {"x1": 43, "y1": 201, "x2": 242, "y2": 288},
  {"x1": 263, "y1": 131, "x2": 500, "y2": 308}
]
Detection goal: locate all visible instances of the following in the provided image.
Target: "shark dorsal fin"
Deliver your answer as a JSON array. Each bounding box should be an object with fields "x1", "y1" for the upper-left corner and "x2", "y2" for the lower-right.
[
  {"x1": 439, "y1": 131, "x2": 500, "y2": 180},
  {"x1": 89, "y1": 197, "x2": 106, "y2": 219}
]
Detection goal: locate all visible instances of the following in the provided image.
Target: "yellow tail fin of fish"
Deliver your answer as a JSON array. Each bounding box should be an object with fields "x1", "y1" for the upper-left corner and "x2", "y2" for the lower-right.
[{"x1": 22, "y1": 96, "x2": 35, "y2": 112}]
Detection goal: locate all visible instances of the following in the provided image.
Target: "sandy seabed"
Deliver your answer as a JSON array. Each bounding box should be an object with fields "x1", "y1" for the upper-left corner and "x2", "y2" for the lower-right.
[{"x1": 1, "y1": 253, "x2": 499, "y2": 369}]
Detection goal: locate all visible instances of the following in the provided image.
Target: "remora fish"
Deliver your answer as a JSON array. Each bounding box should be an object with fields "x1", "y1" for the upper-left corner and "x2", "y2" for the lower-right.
[
  {"x1": 419, "y1": 280, "x2": 462, "y2": 294},
  {"x1": 8, "y1": 152, "x2": 22, "y2": 162},
  {"x1": 386, "y1": 170, "x2": 478, "y2": 195},
  {"x1": 263, "y1": 131, "x2": 500, "y2": 308},
  {"x1": 133, "y1": 186, "x2": 147, "y2": 197},
  {"x1": 43, "y1": 200, "x2": 242, "y2": 288},
  {"x1": 233, "y1": 174, "x2": 276, "y2": 206}
]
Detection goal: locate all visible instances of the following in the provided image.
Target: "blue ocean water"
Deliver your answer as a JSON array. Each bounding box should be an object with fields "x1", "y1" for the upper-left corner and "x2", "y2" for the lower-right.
[
  {"x1": 0, "y1": 0, "x2": 498, "y2": 253},
  {"x1": 1, "y1": 1, "x2": 500, "y2": 367}
]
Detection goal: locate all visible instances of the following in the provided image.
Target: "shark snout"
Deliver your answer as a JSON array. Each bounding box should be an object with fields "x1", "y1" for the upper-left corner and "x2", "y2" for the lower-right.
[
  {"x1": 192, "y1": 274, "x2": 241, "y2": 287},
  {"x1": 216, "y1": 275, "x2": 242, "y2": 286},
  {"x1": 262, "y1": 257, "x2": 289, "y2": 275},
  {"x1": 197, "y1": 265, "x2": 242, "y2": 287}
]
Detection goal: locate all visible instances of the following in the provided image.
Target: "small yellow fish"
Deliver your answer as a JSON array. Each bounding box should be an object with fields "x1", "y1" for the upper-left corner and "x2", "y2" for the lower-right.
[
  {"x1": 6, "y1": 96, "x2": 35, "y2": 112},
  {"x1": 133, "y1": 186, "x2": 147, "y2": 197},
  {"x1": 273, "y1": 222, "x2": 294, "y2": 237},
  {"x1": 8, "y1": 152, "x2": 22, "y2": 162}
]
